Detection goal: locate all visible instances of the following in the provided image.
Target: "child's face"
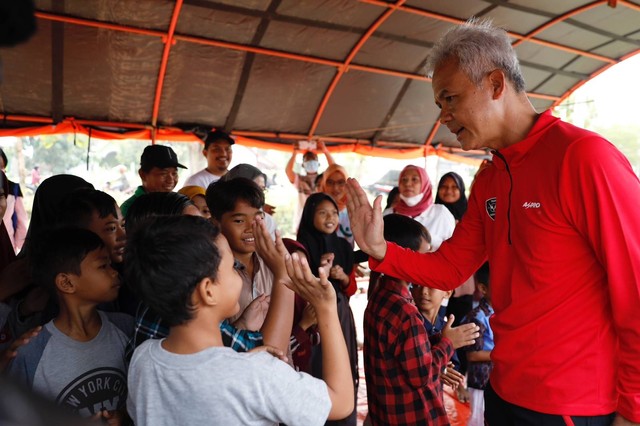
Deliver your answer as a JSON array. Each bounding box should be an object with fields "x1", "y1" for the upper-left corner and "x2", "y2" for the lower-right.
[
  {"x1": 411, "y1": 285, "x2": 451, "y2": 315},
  {"x1": 71, "y1": 246, "x2": 120, "y2": 303},
  {"x1": 192, "y1": 195, "x2": 211, "y2": 219},
  {"x1": 213, "y1": 234, "x2": 243, "y2": 318},
  {"x1": 219, "y1": 200, "x2": 264, "y2": 256},
  {"x1": 313, "y1": 200, "x2": 339, "y2": 235},
  {"x1": 86, "y1": 206, "x2": 126, "y2": 264}
]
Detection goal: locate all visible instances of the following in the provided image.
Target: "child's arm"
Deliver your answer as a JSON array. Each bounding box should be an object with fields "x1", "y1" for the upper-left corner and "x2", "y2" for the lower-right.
[
  {"x1": 253, "y1": 219, "x2": 295, "y2": 354},
  {"x1": 467, "y1": 350, "x2": 491, "y2": 362},
  {"x1": 285, "y1": 252, "x2": 354, "y2": 420}
]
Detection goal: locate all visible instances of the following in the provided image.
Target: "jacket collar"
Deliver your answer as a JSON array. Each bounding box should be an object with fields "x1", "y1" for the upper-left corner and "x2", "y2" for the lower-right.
[{"x1": 492, "y1": 110, "x2": 559, "y2": 170}]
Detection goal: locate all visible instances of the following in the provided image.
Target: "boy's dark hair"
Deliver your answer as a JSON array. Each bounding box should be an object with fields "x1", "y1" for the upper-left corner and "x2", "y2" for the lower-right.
[
  {"x1": 206, "y1": 177, "x2": 264, "y2": 220},
  {"x1": 383, "y1": 214, "x2": 431, "y2": 251},
  {"x1": 124, "y1": 215, "x2": 221, "y2": 327},
  {"x1": 31, "y1": 228, "x2": 105, "y2": 295},
  {"x1": 57, "y1": 189, "x2": 118, "y2": 229},
  {"x1": 474, "y1": 262, "x2": 490, "y2": 287},
  {"x1": 125, "y1": 192, "x2": 193, "y2": 234}
]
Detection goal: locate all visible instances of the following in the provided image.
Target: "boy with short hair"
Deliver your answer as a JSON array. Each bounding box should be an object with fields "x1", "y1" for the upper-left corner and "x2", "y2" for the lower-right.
[
  {"x1": 125, "y1": 215, "x2": 354, "y2": 425},
  {"x1": 7, "y1": 228, "x2": 133, "y2": 423},
  {"x1": 461, "y1": 262, "x2": 494, "y2": 426},
  {"x1": 364, "y1": 214, "x2": 479, "y2": 426},
  {"x1": 206, "y1": 177, "x2": 273, "y2": 325}
]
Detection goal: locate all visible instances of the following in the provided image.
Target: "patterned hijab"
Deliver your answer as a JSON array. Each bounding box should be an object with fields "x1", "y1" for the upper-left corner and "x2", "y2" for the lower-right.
[{"x1": 393, "y1": 165, "x2": 433, "y2": 218}]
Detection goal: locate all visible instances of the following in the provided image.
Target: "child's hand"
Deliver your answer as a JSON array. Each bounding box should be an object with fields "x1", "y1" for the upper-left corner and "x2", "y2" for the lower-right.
[
  {"x1": 233, "y1": 294, "x2": 270, "y2": 331},
  {"x1": 440, "y1": 362, "x2": 465, "y2": 390},
  {"x1": 0, "y1": 325, "x2": 42, "y2": 372},
  {"x1": 442, "y1": 315, "x2": 480, "y2": 349},
  {"x1": 320, "y1": 252, "x2": 334, "y2": 269},
  {"x1": 249, "y1": 345, "x2": 288, "y2": 363},
  {"x1": 285, "y1": 252, "x2": 337, "y2": 311},
  {"x1": 90, "y1": 409, "x2": 123, "y2": 425},
  {"x1": 299, "y1": 302, "x2": 317, "y2": 330},
  {"x1": 329, "y1": 265, "x2": 349, "y2": 287},
  {"x1": 253, "y1": 219, "x2": 289, "y2": 279}
]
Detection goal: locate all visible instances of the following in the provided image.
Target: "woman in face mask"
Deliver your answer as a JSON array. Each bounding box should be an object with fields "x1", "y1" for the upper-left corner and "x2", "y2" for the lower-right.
[{"x1": 382, "y1": 165, "x2": 455, "y2": 251}]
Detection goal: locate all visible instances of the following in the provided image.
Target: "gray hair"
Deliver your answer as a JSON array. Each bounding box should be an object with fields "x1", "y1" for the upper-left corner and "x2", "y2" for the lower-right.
[{"x1": 426, "y1": 18, "x2": 526, "y2": 92}]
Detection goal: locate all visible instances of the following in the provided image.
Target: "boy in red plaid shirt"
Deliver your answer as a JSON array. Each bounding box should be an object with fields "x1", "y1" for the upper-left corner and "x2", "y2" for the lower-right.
[{"x1": 363, "y1": 214, "x2": 479, "y2": 425}]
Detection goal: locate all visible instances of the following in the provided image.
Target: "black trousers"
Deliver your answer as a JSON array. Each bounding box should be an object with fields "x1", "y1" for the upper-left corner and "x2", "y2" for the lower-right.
[{"x1": 485, "y1": 382, "x2": 616, "y2": 426}]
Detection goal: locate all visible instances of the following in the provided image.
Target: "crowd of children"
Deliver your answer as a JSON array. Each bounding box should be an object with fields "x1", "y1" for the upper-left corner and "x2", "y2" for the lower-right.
[{"x1": 0, "y1": 129, "x2": 494, "y2": 426}]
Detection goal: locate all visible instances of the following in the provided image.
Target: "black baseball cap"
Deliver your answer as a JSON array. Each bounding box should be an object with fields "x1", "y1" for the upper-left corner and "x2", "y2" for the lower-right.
[
  {"x1": 140, "y1": 145, "x2": 187, "y2": 170},
  {"x1": 204, "y1": 130, "x2": 235, "y2": 149}
]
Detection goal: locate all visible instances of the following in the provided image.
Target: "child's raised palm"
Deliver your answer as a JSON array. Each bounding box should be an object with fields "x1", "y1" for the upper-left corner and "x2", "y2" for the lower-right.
[{"x1": 442, "y1": 315, "x2": 480, "y2": 349}]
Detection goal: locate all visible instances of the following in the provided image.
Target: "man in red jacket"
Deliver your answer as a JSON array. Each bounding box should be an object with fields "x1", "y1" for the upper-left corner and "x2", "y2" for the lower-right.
[{"x1": 347, "y1": 18, "x2": 640, "y2": 426}]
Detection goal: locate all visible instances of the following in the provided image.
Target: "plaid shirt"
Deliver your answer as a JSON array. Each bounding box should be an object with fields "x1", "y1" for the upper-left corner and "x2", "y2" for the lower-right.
[
  {"x1": 364, "y1": 277, "x2": 454, "y2": 426},
  {"x1": 125, "y1": 302, "x2": 263, "y2": 361}
]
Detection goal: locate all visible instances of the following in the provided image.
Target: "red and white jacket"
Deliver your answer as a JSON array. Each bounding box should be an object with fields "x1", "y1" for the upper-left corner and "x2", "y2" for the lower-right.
[{"x1": 371, "y1": 110, "x2": 640, "y2": 421}]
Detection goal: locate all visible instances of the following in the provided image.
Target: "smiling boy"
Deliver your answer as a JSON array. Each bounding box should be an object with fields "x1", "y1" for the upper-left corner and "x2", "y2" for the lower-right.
[{"x1": 206, "y1": 177, "x2": 273, "y2": 325}]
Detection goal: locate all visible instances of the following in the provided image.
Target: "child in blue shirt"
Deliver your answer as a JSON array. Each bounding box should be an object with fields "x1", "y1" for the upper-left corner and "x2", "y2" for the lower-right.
[{"x1": 461, "y1": 262, "x2": 494, "y2": 426}]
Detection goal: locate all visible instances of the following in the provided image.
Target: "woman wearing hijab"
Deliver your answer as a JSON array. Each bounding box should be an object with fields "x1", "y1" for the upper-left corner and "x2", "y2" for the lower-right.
[
  {"x1": 435, "y1": 171, "x2": 468, "y2": 222},
  {"x1": 383, "y1": 165, "x2": 455, "y2": 251},
  {"x1": 319, "y1": 164, "x2": 353, "y2": 247}
]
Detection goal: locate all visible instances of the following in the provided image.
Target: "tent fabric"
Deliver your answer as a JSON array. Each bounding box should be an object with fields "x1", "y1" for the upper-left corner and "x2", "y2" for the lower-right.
[{"x1": 0, "y1": 0, "x2": 639, "y2": 158}]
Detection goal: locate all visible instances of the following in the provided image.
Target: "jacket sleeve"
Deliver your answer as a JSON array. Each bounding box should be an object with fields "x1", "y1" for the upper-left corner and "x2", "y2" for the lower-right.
[
  {"x1": 369, "y1": 190, "x2": 488, "y2": 291},
  {"x1": 560, "y1": 136, "x2": 640, "y2": 422}
]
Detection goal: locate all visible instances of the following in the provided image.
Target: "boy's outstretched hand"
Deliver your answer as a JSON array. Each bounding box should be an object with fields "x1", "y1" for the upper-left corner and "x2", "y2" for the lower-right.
[
  {"x1": 441, "y1": 361, "x2": 465, "y2": 390},
  {"x1": 284, "y1": 253, "x2": 336, "y2": 309},
  {"x1": 442, "y1": 315, "x2": 480, "y2": 349},
  {"x1": 253, "y1": 217, "x2": 289, "y2": 280},
  {"x1": 0, "y1": 326, "x2": 42, "y2": 371},
  {"x1": 234, "y1": 294, "x2": 270, "y2": 331},
  {"x1": 345, "y1": 178, "x2": 387, "y2": 261},
  {"x1": 249, "y1": 345, "x2": 288, "y2": 363}
]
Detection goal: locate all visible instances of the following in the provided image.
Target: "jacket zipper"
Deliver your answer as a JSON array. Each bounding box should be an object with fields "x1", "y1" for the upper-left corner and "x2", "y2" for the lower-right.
[{"x1": 492, "y1": 150, "x2": 513, "y2": 245}]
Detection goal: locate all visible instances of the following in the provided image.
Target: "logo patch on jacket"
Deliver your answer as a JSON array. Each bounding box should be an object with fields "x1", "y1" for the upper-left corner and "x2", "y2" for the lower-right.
[{"x1": 485, "y1": 197, "x2": 496, "y2": 221}]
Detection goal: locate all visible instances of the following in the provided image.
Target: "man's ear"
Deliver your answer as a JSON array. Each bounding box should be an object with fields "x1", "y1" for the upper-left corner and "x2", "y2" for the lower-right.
[
  {"x1": 202, "y1": 147, "x2": 208, "y2": 158},
  {"x1": 55, "y1": 273, "x2": 75, "y2": 294},
  {"x1": 195, "y1": 277, "x2": 217, "y2": 307},
  {"x1": 445, "y1": 290, "x2": 453, "y2": 299},
  {"x1": 138, "y1": 168, "x2": 145, "y2": 182},
  {"x1": 488, "y1": 69, "x2": 506, "y2": 99}
]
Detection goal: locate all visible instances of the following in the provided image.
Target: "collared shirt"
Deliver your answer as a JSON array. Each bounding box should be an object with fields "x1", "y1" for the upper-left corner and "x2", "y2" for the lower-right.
[
  {"x1": 230, "y1": 254, "x2": 274, "y2": 324},
  {"x1": 364, "y1": 277, "x2": 453, "y2": 426},
  {"x1": 125, "y1": 302, "x2": 263, "y2": 362},
  {"x1": 120, "y1": 185, "x2": 147, "y2": 218}
]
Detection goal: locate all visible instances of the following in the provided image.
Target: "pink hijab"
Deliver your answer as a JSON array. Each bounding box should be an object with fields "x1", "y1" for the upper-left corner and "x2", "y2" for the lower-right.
[{"x1": 393, "y1": 165, "x2": 433, "y2": 218}]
